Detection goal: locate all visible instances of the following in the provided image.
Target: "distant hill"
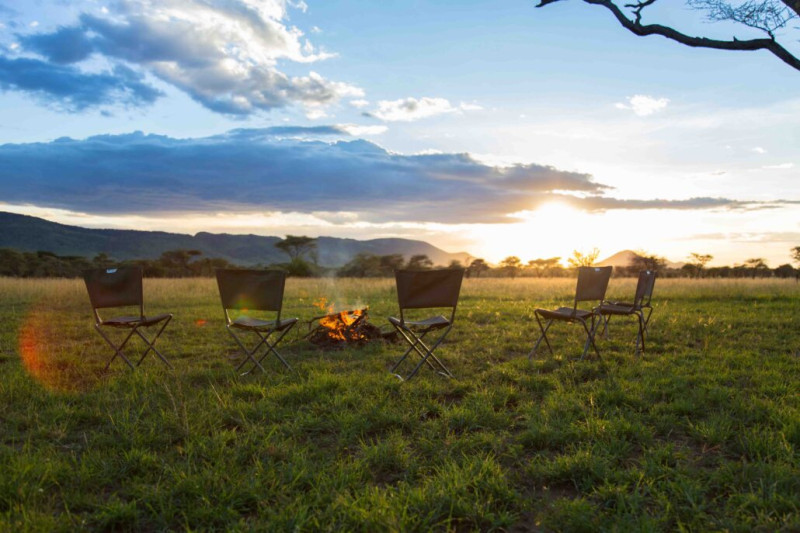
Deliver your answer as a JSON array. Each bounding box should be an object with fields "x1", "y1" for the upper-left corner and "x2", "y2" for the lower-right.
[
  {"x1": 0, "y1": 212, "x2": 471, "y2": 267},
  {"x1": 597, "y1": 249, "x2": 683, "y2": 269}
]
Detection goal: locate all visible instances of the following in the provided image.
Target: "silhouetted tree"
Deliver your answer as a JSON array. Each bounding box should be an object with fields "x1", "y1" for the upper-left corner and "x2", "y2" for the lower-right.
[
  {"x1": 92, "y1": 252, "x2": 116, "y2": 268},
  {"x1": 159, "y1": 249, "x2": 203, "y2": 277},
  {"x1": 631, "y1": 251, "x2": 666, "y2": 273},
  {"x1": 688, "y1": 252, "x2": 713, "y2": 278},
  {"x1": 774, "y1": 263, "x2": 795, "y2": 278},
  {"x1": 275, "y1": 235, "x2": 317, "y2": 261},
  {"x1": 568, "y1": 248, "x2": 600, "y2": 268},
  {"x1": 467, "y1": 258, "x2": 490, "y2": 278},
  {"x1": 406, "y1": 254, "x2": 433, "y2": 270},
  {"x1": 526, "y1": 257, "x2": 557, "y2": 277},
  {"x1": 0, "y1": 248, "x2": 26, "y2": 276},
  {"x1": 534, "y1": 0, "x2": 800, "y2": 72},
  {"x1": 499, "y1": 256, "x2": 522, "y2": 278},
  {"x1": 744, "y1": 257, "x2": 769, "y2": 278},
  {"x1": 381, "y1": 254, "x2": 406, "y2": 274},
  {"x1": 338, "y1": 253, "x2": 381, "y2": 277}
]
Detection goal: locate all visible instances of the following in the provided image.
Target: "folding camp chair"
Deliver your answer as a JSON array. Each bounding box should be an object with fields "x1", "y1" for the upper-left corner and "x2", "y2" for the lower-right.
[
  {"x1": 596, "y1": 270, "x2": 656, "y2": 356},
  {"x1": 84, "y1": 266, "x2": 173, "y2": 371},
  {"x1": 215, "y1": 269, "x2": 298, "y2": 375},
  {"x1": 388, "y1": 268, "x2": 465, "y2": 381},
  {"x1": 529, "y1": 266, "x2": 612, "y2": 360}
]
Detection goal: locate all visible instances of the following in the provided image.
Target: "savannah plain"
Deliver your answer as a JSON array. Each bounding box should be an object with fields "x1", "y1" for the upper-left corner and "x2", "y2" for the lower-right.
[{"x1": 1, "y1": 276, "x2": 798, "y2": 531}]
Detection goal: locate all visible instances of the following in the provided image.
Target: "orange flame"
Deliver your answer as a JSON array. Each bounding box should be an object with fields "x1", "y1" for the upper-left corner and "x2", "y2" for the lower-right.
[
  {"x1": 313, "y1": 297, "x2": 333, "y2": 313},
  {"x1": 318, "y1": 308, "x2": 365, "y2": 342}
]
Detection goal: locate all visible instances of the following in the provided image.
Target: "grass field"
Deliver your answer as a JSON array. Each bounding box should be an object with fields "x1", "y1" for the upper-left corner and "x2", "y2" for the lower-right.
[{"x1": 1, "y1": 276, "x2": 799, "y2": 531}]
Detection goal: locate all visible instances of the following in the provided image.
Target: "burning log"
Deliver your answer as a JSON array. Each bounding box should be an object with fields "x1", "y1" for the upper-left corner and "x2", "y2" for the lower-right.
[{"x1": 305, "y1": 298, "x2": 393, "y2": 349}]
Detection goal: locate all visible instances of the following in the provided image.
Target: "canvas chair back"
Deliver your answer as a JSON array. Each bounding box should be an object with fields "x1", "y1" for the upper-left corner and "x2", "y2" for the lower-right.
[
  {"x1": 216, "y1": 269, "x2": 287, "y2": 313},
  {"x1": 575, "y1": 266, "x2": 613, "y2": 303},
  {"x1": 84, "y1": 267, "x2": 144, "y2": 316},
  {"x1": 633, "y1": 270, "x2": 657, "y2": 308},
  {"x1": 395, "y1": 269, "x2": 464, "y2": 310}
]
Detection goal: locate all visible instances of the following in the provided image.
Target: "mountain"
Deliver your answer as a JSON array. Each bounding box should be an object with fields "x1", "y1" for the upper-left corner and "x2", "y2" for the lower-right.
[
  {"x1": 597, "y1": 249, "x2": 683, "y2": 269},
  {"x1": 597, "y1": 250, "x2": 640, "y2": 268},
  {"x1": 0, "y1": 212, "x2": 471, "y2": 267}
]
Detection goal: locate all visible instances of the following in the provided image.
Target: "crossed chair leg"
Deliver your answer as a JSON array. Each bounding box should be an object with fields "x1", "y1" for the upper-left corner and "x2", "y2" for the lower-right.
[
  {"x1": 390, "y1": 326, "x2": 454, "y2": 381},
  {"x1": 601, "y1": 310, "x2": 650, "y2": 356},
  {"x1": 528, "y1": 313, "x2": 602, "y2": 361},
  {"x1": 227, "y1": 324, "x2": 295, "y2": 375},
  {"x1": 95, "y1": 317, "x2": 173, "y2": 371}
]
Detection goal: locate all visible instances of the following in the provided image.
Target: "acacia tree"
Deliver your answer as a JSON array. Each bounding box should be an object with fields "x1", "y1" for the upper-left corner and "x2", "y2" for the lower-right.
[
  {"x1": 744, "y1": 257, "x2": 769, "y2": 277},
  {"x1": 159, "y1": 249, "x2": 203, "y2": 277},
  {"x1": 688, "y1": 252, "x2": 713, "y2": 278},
  {"x1": 792, "y1": 245, "x2": 800, "y2": 266},
  {"x1": 534, "y1": 0, "x2": 800, "y2": 72},
  {"x1": 406, "y1": 254, "x2": 434, "y2": 270},
  {"x1": 500, "y1": 256, "x2": 523, "y2": 278},
  {"x1": 527, "y1": 257, "x2": 562, "y2": 277},
  {"x1": 631, "y1": 251, "x2": 666, "y2": 273},
  {"x1": 567, "y1": 248, "x2": 600, "y2": 267},
  {"x1": 275, "y1": 235, "x2": 317, "y2": 262},
  {"x1": 467, "y1": 258, "x2": 490, "y2": 278}
]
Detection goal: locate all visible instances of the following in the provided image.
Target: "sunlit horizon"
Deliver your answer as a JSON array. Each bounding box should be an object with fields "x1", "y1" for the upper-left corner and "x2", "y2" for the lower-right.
[{"x1": 3, "y1": 200, "x2": 795, "y2": 268}]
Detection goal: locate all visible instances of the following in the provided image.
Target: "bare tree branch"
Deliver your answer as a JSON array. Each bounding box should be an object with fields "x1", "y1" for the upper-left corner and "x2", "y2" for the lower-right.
[
  {"x1": 535, "y1": 0, "x2": 800, "y2": 72},
  {"x1": 689, "y1": 0, "x2": 796, "y2": 36}
]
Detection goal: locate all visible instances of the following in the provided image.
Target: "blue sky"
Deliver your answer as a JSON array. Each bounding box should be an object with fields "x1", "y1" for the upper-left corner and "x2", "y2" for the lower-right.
[{"x1": 0, "y1": 0, "x2": 798, "y2": 266}]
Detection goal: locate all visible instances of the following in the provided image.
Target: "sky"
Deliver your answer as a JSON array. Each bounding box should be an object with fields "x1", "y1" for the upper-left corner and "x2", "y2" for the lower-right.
[{"x1": 0, "y1": 0, "x2": 798, "y2": 267}]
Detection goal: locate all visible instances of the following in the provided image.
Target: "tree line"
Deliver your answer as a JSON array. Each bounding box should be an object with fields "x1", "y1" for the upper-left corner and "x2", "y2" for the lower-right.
[{"x1": 1, "y1": 239, "x2": 798, "y2": 279}]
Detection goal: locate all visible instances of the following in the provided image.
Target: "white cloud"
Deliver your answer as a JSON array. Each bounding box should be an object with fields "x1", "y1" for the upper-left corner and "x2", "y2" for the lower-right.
[
  {"x1": 349, "y1": 99, "x2": 369, "y2": 108},
  {"x1": 371, "y1": 96, "x2": 458, "y2": 122},
  {"x1": 762, "y1": 162, "x2": 793, "y2": 169},
  {"x1": 305, "y1": 107, "x2": 328, "y2": 120},
  {"x1": 368, "y1": 97, "x2": 483, "y2": 122},
  {"x1": 615, "y1": 94, "x2": 670, "y2": 117},
  {"x1": 336, "y1": 124, "x2": 388, "y2": 136},
  {"x1": 751, "y1": 146, "x2": 767, "y2": 154},
  {"x1": 16, "y1": 0, "x2": 361, "y2": 115},
  {"x1": 459, "y1": 101, "x2": 483, "y2": 111},
  {"x1": 288, "y1": 0, "x2": 309, "y2": 13}
]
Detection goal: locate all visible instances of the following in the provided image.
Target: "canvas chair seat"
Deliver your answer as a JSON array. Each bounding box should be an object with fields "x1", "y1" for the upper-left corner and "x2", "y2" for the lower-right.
[
  {"x1": 607, "y1": 301, "x2": 635, "y2": 308},
  {"x1": 231, "y1": 316, "x2": 298, "y2": 331},
  {"x1": 84, "y1": 266, "x2": 174, "y2": 371},
  {"x1": 388, "y1": 314, "x2": 450, "y2": 331},
  {"x1": 594, "y1": 303, "x2": 636, "y2": 315},
  {"x1": 530, "y1": 266, "x2": 612, "y2": 361},
  {"x1": 102, "y1": 313, "x2": 172, "y2": 328},
  {"x1": 389, "y1": 269, "x2": 464, "y2": 381},
  {"x1": 536, "y1": 307, "x2": 595, "y2": 321},
  {"x1": 216, "y1": 269, "x2": 297, "y2": 375}
]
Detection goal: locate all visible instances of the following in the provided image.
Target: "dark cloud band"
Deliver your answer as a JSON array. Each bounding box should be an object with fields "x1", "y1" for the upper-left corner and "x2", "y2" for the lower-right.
[
  {"x1": 0, "y1": 56, "x2": 162, "y2": 110},
  {"x1": 0, "y1": 128, "x2": 611, "y2": 224}
]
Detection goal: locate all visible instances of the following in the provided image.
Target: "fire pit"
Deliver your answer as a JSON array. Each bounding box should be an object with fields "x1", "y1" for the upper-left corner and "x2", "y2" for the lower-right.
[{"x1": 305, "y1": 299, "x2": 387, "y2": 348}]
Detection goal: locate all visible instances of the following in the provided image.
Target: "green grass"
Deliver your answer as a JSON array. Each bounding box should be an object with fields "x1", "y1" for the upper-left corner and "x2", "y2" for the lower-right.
[{"x1": 1, "y1": 277, "x2": 799, "y2": 531}]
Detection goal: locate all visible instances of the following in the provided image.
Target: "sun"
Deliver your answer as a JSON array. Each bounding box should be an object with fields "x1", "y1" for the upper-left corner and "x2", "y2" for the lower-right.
[
  {"x1": 526, "y1": 201, "x2": 581, "y2": 221},
  {"x1": 469, "y1": 202, "x2": 597, "y2": 264}
]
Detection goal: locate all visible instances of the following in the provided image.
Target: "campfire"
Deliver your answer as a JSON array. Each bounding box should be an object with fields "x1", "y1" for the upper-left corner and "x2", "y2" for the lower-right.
[{"x1": 306, "y1": 298, "x2": 386, "y2": 348}]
